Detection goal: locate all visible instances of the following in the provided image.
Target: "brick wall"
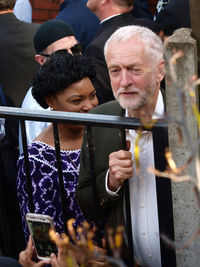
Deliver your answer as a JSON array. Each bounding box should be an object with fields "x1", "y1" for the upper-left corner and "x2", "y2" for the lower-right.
[{"x1": 30, "y1": 0, "x2": 62, "y2": 24}]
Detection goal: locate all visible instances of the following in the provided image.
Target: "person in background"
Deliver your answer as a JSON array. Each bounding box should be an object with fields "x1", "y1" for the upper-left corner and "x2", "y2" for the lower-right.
[
  {"x1": 154, "y1": 0, "x2": 191, "y2": 37},
  {"x1": 84, "y1": 0, "x2": 159, "y2": 104},
  {"x1": 153, "y1": 0, "x2": 169, "y2": 20},
  {"x1": 17, "y1": 52, "x2": 98, "y2": 243},
  {"x1": 132, "y1": 0, "x2": 153, "y2": 20},
  {"x1": 19, "y1": 20, "x2": 82, "y2": 154},
  {"x1": 0, "y1": 256, "x2": 22, "y2": 267},
  {"x1": 76, "y1": 25, "x2": 176, "y2": 267},
  {"x1": 0, "y1": 0, "x2": 39, "y2": 106},
  {"x1": 0, "y1": 117, "x2": 5, "y2": 140},
  {"x1": 13, "y1": 0, "x2": 32, "y2": 23},
  {"x1": 55, "y1": 0, "x2": 100, "y2": 51}
]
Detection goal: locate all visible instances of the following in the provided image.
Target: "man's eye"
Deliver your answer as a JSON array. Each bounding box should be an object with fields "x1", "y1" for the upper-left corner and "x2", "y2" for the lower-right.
[
  {"x1": 111, "y1": 69, "x2": 119, "y2": 73},
  {"x1": 129, "y1": 67, "x2": 143, "y2": 74},
  {"x1": 110, "y1": 69, "x2": 120, "y2": 76}
]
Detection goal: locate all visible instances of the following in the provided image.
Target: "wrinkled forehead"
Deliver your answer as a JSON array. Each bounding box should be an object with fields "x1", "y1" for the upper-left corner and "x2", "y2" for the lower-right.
[
  {"x1": 45, "y1": 36, "x2": 77, "y2": 54},
  {"x1": 105, "y1": 36, "x2": 143, "y2": 57},
  {"x1": 105, "y1": 38, "x2": 146, "y2": 64}
]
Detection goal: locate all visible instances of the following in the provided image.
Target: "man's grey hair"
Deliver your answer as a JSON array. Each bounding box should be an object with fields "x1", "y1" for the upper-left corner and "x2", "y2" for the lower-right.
[
  {"x1": 112, "y1": 0, "x2": 134, "y2": 8},
  {"x1": 0, "y1": 0, "x2": 16, "y2": 10},
  {"x1": 104, "y1": 25, "x2": 164, "y2": 66}
]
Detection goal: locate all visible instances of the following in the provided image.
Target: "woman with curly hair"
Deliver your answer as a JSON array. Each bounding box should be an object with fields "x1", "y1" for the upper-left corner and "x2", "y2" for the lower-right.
[{"x1": 17, "y1": 52, "x2": 98, "y2": 242}]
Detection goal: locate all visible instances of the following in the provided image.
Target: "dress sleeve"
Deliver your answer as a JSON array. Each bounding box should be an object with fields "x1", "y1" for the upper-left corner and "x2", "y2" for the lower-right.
[{"x1": 16, "y1": 156, "x2": 31, "y2": 243}]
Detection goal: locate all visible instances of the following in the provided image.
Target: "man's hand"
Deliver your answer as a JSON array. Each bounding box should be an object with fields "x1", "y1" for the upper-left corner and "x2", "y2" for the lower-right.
[
  {"x1": 19, "y1": 236, "x2": 49, "y2": 267},
  {"x1": 108, "y1": 143, "x2": 133, "y2": 191}
]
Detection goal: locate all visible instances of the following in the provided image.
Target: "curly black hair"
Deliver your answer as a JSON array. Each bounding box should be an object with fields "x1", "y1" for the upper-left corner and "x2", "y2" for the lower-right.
[{"x1": 31, "y1": 53, "x2": 96, "y2": 109}]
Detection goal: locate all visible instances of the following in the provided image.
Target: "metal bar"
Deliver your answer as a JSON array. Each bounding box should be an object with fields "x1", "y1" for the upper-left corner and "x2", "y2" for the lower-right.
[
  {"x1": 52, "y1": 122, "x2": 68, "y2": 235},
  {"x1": 120, "y1": 128, "x2": 134, "y2": 266},
  {"x1": 0, "y1": 107, "x2": 167, "y2": 130},
  {"x1": 86, "y1": 126, "x2": 102, "y2": 247},
  {"x1": 20, "y1": 120, "x2": 34, "y2": 213}
]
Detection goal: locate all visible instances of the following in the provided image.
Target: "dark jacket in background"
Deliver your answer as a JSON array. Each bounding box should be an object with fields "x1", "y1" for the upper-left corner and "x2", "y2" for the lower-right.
[
  {"x1": 55, "y1": 0, "x2": 100, "y2": 50},
  {"x1": 0, "y1": 13, "x2": 39, "y2": 107},
  {"x1": 0, "y1": 256, "x2": 22, "y2": 267},
  {"x1": 84, "y1": 12, "x2": 159, "y2": 104},
  {"x1": 132, "y1": 0, "x2": 153, "y2": 20},
  {"x1": 155, "y1": 0, "x2": 191, "y2": 36}
]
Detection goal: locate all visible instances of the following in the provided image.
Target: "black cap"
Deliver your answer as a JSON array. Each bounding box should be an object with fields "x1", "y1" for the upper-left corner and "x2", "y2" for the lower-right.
[{"x1": 33, "y1": 19, "x2": 75, "y2": 53}]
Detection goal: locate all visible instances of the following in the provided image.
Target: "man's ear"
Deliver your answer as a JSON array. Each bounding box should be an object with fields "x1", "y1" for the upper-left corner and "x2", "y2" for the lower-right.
[
  {"x1": 157, "y1": 60, "x2": 165, "y2": 83},
  {"x1": 101, "y1": 0, "x2": 108, "y2": 5},
  {"x1": 45, "y1": 95, "x2": 56, "y2": 110},
  {"x1": 35, "y1": 54, "x2": 46, "y2": 66}
]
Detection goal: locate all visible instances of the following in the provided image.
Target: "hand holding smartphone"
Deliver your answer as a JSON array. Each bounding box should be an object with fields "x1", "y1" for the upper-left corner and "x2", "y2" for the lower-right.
[{"x1": 26, "y1": 213, "x2": 58, "y2": 261}]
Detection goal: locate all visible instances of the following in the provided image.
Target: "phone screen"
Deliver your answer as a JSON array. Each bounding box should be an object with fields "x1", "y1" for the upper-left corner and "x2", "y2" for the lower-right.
[{"x1": 27, "y1": 220, "x2": 57, "y2": 258}]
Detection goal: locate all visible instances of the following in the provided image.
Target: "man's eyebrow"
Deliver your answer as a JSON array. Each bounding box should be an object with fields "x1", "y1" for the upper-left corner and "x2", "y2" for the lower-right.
[{"x1": 108, "y1": 64, "x2": 119, "y2": 69}]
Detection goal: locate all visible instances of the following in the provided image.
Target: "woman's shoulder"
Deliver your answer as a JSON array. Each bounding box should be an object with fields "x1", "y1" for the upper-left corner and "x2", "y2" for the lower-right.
[
  {"x1": 18, "y1": 141, "x2": 54, "y2": 162},
  {"x1": 34, "y1": 124, "x2": 53, "y2": 144}
]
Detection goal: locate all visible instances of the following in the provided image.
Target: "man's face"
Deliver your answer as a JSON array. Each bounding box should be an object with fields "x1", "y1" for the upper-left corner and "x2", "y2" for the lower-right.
[
  {"x1": 46, "y1": 35, "x2": 77, "y2": 55},
  {"x1": 37, "y1": 36, "x2": 78, "y2": 66},
  {"x1": 106, "y1": 37, "x2": 162, "y2": 117}
]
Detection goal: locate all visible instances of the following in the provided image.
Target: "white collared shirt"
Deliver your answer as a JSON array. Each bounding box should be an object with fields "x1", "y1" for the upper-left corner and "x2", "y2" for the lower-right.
[
  {"x1": 18, "y1": 87, "x2": 50, "y2": 154},
  {"x1": 106, "y1": 90, "x2": 164, "y2": 267},
  {"x1": 100, "y1": 13, "x2": 122, "y2": 24}
]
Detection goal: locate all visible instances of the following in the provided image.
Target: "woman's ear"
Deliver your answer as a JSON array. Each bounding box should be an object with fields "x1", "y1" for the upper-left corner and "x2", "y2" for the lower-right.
[{"x1": 45, "y1": 95, "x2": 56, "y2": 110}]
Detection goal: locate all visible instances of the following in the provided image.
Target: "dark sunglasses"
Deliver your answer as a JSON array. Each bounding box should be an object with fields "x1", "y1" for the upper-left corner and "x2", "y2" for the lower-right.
[{"x1": 40, "y1": 42, "x2": 83, "y2": 57}]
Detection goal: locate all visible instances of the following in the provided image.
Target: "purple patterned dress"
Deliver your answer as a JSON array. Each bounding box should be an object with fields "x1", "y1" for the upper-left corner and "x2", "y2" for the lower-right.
[{"x1": 17, "y1": 141, "x2": 84, "y2": 242}]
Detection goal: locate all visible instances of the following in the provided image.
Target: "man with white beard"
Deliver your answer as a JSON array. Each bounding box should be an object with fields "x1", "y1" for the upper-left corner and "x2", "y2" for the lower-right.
[{"x1": 76, "y1": 25, "x2": 176, "y2": 267}]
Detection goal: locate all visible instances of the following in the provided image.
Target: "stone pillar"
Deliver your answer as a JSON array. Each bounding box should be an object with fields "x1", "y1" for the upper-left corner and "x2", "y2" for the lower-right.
[{"x1": 164, "y1": 28, "x2": 200, "y2": 266}]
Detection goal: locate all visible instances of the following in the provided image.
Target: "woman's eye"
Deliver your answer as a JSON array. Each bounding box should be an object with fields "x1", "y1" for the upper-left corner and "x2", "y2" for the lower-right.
[
  {"x1": 72, "y1": 99, "x2": 81, "y2": 104},
  {"x1": 90, "y1": 93, "x2": 96, "y2": 100}
]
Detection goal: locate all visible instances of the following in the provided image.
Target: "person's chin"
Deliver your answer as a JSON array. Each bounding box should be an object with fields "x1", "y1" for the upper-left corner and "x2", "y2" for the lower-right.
[{"x1": 118, "y1": 99, "x2": 132, "y2": 110}]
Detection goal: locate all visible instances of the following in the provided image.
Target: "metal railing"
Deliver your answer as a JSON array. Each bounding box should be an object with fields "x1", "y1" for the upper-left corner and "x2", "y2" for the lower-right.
[{"x1": 0, "y1": 106, "x2": 167, "y2": 265}]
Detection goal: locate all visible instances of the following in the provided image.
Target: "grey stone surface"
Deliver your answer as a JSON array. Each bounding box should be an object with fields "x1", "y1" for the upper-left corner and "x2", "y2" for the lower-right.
[{"x1": 164, "y1": 28, "x2": 200, "y2": 266}]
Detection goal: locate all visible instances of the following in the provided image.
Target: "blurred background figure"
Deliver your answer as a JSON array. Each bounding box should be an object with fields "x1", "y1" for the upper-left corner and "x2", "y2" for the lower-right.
[
  {"x1": 132, "y1": 0, "x2": 153, "y2": 20},
  {"x1": 154, "y1": 0, "x2": 191, "y2": 37},
  {"x1": 154, "y1": 0, "x2": 169, "y2": 20},
  {"x1": 55, "y1": 0, "x2": 100, "y2": 51},
  {"x1": 19, "y1": 19, "x2": 80, "y2": 154},
  {"x1": 0, "y1": 256, "x2": 22, "y2": 267},
  {"x1": 0, "y1": 0, "x2": 39, "y2": 107},
  {"x1": 84, "y1": 0, "x2": 159, "y2": 104},
  {"x1": 13, "y1": 0, "x2": 32, "y2": 23}
]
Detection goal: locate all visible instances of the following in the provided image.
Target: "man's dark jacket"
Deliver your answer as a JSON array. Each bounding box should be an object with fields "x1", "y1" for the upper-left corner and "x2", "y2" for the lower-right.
[
  {"x1": 56, "y1": 0, "x2": 100, "y2": 51},
  {"x1": 0, "y1": 13, "x2": 39, "y2": 106},
  {"x1": 76, "y1": 100, "x2": 176, "y2": 266},
  {"x1": 84, "y1": 12, "x2": 159, "y2": 105}
]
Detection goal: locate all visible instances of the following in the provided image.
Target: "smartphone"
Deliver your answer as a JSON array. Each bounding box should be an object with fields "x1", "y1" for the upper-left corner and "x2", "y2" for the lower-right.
[{"x1": 26, "y1": 213, "x2": 58, "y2": 260}]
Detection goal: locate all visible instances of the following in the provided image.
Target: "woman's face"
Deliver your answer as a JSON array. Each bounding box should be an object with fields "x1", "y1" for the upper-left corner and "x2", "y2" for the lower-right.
[{"x1": 49, "y1": 77, "x2": 98, "y2": 113}]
